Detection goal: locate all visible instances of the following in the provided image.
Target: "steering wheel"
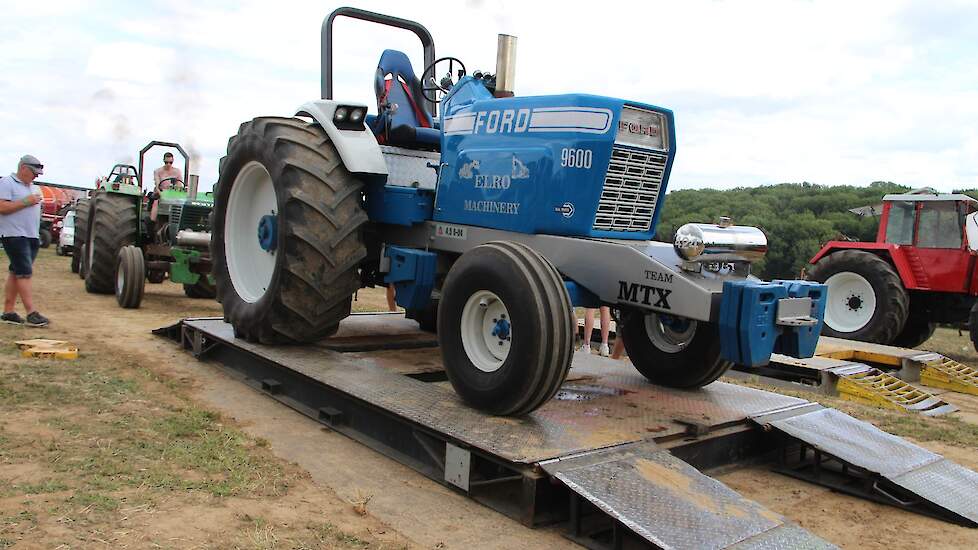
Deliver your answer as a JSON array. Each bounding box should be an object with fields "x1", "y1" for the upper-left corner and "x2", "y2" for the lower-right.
[
  {"x1": 420, "y1": 57, "x2": 467, "y2": 103},
  {"x1": 158, "y1": 177, "x2": 185, "y2": 192}
]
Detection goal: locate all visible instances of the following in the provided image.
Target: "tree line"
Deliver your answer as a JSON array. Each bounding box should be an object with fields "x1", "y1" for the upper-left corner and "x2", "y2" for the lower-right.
[{"x1": 654, "y1": 182, "x2": 978, "y2": 280}]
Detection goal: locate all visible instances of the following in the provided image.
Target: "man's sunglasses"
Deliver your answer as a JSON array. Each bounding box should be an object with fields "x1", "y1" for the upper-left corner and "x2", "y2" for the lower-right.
[{"x1": 164, "y1": 160, "x2": 173, "y2": 164}]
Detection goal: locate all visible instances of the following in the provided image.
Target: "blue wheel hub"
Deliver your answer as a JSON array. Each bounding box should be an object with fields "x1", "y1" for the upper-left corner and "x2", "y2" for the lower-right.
[
  {"x1": 257, "y1": 214, "x2": 278, "y2": 252},
  {"x1": 490, "y1": 317, "x2": 511, "y2": 341}
]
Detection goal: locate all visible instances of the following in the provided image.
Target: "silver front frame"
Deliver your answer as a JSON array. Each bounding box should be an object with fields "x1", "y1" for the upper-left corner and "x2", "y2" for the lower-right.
[{"x1": 383, "y1": 221, "x2": 755, "y2": 322}]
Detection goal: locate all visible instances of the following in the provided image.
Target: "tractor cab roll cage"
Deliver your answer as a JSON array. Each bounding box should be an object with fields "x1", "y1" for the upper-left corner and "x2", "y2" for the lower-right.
[
  {"x1": 321, "y1": 7, "x2": 436, "y2": 118},
  {"x1": 137, "y1": 141, "x2": 190, "y2": 193},
  {"x1": 108, "y1": 164, "x2": 139, "y2": 184}
]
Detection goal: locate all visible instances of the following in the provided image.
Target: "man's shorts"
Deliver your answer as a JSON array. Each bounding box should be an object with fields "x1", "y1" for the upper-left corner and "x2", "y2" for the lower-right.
[{"x1": 1, "y1": 237, "x2": 40, "y2": 278}]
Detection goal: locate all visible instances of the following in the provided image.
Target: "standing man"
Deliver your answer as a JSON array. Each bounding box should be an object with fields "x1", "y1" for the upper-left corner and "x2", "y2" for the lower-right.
[
  {"x1": 0, "y1": 155, "x2": 49, "y2": 327},
  {"x1": 150, "y1": 152, "x2": 183, "y2": 222}
]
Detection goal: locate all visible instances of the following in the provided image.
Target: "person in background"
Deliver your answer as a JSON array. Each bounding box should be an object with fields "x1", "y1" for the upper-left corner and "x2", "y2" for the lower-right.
[
  {"x1": 0, "y1": 155, "x2": 49, "y2": 327},
  {"x1": 580, "y1": 306, "x2": 611, "y2": 356}
]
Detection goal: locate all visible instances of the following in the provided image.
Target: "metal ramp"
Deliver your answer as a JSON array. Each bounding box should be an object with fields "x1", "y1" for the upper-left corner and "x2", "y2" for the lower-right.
[
  {"x1": 157, "y1": 315, "x2": 978, "y2": 548},
  {"x1": 817, "y1": 337, "x2": 978, "y2": 396},
  {"x1": 542, "y1": 442, "x2": 834, "y2": 549},
  {"x1": 752, "y1": 403, "x2": 978, "y2": 526},
  {"x1": 729, "y1": 354, "x2": 957, "y2": 415}
]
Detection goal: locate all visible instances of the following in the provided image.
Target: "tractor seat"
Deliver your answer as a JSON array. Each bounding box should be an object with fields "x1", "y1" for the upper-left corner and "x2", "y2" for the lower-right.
[{"x1": 369, "y1": 49, "x2": 440, "y2": 151}]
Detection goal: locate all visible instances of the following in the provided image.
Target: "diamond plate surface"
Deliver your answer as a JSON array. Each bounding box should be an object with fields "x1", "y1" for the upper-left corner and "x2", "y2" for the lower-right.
[
  {"x1": 729, "y1": 523, "x2": 838, "y2": 550},
  {"x1": 768, "y1": 408, "x2": 941, "y2": 477},
  {"x1": 380, "y1": 145, "x2": 439, "y2": 190},
  {"x1": 187, "y1": 319, "x2": 804, "y2": 464},
  {"x1": 891, "y1": 458, "x2": 978, "y2": 524},
  {"x1": 547, "y1": 441, "x2": 805, "y2": 549}
]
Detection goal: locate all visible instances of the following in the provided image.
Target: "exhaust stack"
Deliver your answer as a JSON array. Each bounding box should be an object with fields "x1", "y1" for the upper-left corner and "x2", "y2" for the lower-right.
[
  {"x1": 188, "y1": 174, "x2": 199, "y2": 200},
  {"x1": 494, "y1": 34, "x2": 517, "y2": 97}
]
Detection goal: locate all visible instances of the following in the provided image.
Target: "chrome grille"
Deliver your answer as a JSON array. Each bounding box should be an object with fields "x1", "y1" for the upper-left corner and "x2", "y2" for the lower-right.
[{"x1": 593, "y1": 147, "x2": 667, "y2": 232}]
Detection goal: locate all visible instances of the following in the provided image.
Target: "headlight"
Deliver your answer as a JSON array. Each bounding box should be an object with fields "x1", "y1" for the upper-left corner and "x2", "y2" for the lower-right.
[
  {"x1": 349, "y1": 107, "x2": 365, "y2": 123},
  {"x1": 333, "y1": 107, "x2": 349, "y2": 122}
]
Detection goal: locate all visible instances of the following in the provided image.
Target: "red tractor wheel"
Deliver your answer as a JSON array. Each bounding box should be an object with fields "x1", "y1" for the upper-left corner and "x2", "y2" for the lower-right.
[{"x1": 808, "y1": 250, "x2": 909, "y2": 344}]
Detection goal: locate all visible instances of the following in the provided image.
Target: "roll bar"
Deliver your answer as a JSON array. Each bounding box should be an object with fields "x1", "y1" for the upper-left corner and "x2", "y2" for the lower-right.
[
  {"x1": 322, "y1": 6, "x2": 436, "y2": 116},
  {"x1": 137, "y1": 141, "x2": 190, "y2": 191}
]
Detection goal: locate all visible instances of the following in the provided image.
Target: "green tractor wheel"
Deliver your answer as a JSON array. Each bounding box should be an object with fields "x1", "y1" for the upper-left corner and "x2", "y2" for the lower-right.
[{"x1": 85, "y1": 193, "x2": 138, "y2": 294}]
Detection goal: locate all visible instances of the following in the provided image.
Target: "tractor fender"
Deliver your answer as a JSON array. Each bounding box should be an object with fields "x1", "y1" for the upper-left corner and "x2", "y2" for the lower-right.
[
  {"x1": 295, "y1": 100, "x2": 389, "y2": 176},
  {"x1": 810, "y1": 242, "x2": 921, "y2": 289}
]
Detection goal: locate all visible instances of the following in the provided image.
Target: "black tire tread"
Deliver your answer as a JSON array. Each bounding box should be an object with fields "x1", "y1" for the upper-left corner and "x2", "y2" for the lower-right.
[
  {"x1": 213, "y1": 117, "x2": 367, "y2": 344},
  {"x1": 72, "y1": 198, "x2": 90, "y2": 276},
  {"x1": 438, "y1": 241, "x2": 574, "y2": 416},
  {"x1": 85, "y1": 193, "x2": 139, "y2": 294},
  {"x1": 115, "y1": 245, "x2": 145, "y2": 309},
  {"x1": 891, "y1": 312, "x2": 936, "y2": 349},
  {"x1": 808, "y1": 250, "x2": 909, "y2": 343},
  {"x1": 622, "y1": 313, "x2": 732, "y2": 388}
]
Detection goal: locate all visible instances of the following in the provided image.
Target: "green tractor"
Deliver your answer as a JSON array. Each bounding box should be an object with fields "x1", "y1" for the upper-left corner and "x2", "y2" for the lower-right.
[{"x1": 82, "y1": 141, "x2": 215, "y2": 308}]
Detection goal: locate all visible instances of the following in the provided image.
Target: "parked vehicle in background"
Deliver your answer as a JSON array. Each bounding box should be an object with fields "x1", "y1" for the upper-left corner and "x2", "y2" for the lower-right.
[
  {"x1": 56, "y1": 210, "x2": 75, "y2": 256},
  {"x1": 808, "y1": 191, "x2": 978, "y2": 349}
]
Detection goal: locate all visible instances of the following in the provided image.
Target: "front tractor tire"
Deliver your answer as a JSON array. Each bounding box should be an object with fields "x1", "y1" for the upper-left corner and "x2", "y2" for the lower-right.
[
  {"x1": 438, "y1": 242, "x2": 575, "y2": 416},
  {"x1": 115, "y1": 245, "x2": 146, "y2": 309},
  {"x1": 807, "y1": 250, "x2": 909, "y2": 344},
  {"x1": 622, "y1": 312, "x2": 732, "y2": 388},
  {"x1": 213, "y1": 117, "x2": 368, "y2": 344},
  {"x1": 85, "y1": 193, "x2": 139, "y2": 294}
]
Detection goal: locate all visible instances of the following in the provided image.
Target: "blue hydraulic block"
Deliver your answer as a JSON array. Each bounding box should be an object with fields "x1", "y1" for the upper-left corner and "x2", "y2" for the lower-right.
[
  {"x1": 773, "y1": 280, "x2": 828, "y2": 358},
  {"x1": 366, "y1": 183, "x2": 434, "y2": 226},
  {"x1": 720, "y1": 280, "x2": 828, "y2": 367},
  {"x1": 384, "y1": 246, "x2": 437, "y2": 311}
]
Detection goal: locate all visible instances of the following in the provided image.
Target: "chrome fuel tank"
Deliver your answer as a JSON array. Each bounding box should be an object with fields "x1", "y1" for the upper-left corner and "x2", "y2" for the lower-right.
[{"x1": 673, "y1": 223, "x2": 767, "y2": 263}]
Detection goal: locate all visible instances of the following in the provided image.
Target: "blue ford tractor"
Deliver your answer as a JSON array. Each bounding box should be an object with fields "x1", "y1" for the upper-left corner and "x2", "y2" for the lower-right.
[{"x1": 212, "y1": 7, "x2": 827, "y2": 415}]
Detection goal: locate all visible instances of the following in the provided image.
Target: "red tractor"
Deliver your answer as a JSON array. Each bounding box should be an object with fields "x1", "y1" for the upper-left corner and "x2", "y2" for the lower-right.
[{"x1": 808, "y1": 192, "x2": 978, "y2": 349}]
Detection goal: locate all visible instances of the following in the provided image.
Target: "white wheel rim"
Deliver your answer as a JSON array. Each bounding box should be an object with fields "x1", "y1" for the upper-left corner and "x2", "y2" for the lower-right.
[
  {"x1": 644, "y1": 313, "x2": 697, "y2": 353},
  {"x1": 460, "y1": 290, "x2": 511, "y2": 373},
  {"x1": 824, "y1": 272, "x2": 876, "y2": 333},
  {"x1": 225, "y1": 161, "x2": 277, "y2": 303}
]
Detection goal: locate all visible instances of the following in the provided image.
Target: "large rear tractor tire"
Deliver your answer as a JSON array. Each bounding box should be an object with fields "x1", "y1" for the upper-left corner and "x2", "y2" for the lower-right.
[
  {"x1": 184, "y1": 277, "x2": 216, "y2": 299},
  {"x1": 85, "y1": 193, "x2": 139, "y2": 294},
  {"x1": 438, "y1": 242, "x2": 575, "y2": 416},
  {"x1": 213, "y1": 117, "x2": 367, "y2": 344},
  {"x1": 79, "y1": 244, "x2": 88, "y2": 279},
  {"x1": 72, "y1": 198, "x2": 90, "y2": 277},
  {"x1": 115, "y1": 245, "x2": 145, "y2": 309},
  {"x1": 39, "y1": 228, "x2": 52, "y2": 248},
  {"x1": 892, "y1": 312, "x2": 936, "y2": 349},
  {"x1": 622, "y1": 312, "x2": 732, "y2": 388},
  {"x1": 807, "y1": 250, "x2": 908, "y2": 344}
]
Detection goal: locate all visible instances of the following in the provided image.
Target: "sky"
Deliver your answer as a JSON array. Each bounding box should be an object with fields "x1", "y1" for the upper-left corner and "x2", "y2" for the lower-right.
[{"x1": 1, "y1": 0, "x2": 977, "y2": 192}]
